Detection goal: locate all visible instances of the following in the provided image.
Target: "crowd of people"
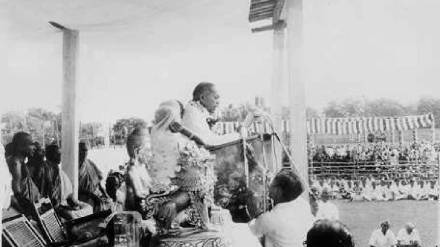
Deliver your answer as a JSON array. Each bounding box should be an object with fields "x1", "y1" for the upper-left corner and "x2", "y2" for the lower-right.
[
  {"x1": 310, "y1": 175, "x2": 439, "y2": 202},
  {"x1": 311, "y1": 142, "x2": 440, "y2": 164},
  {"x1": 0, "y1": 82, "x2": 438, "y2": 247}
]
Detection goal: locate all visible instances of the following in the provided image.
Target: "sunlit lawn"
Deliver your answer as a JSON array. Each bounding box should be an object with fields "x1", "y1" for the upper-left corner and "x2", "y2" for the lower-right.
[{"x1": 335, "y1": 200, "x2": 439, "y2": 247}]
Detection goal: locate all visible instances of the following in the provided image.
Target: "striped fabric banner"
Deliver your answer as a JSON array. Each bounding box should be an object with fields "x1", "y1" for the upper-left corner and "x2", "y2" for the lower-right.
[{"x1": 215, "y1": 113, "x2": 434, "y2": 135}]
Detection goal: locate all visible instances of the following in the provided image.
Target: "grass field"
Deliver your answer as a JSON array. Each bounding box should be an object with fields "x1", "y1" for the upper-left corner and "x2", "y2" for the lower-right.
[
  {"x1": 89, "y1": 148, "x2": 439, "y2": 247},
  {"x1": 335, "y1": 200, "x2": 439, "y2": 247}
]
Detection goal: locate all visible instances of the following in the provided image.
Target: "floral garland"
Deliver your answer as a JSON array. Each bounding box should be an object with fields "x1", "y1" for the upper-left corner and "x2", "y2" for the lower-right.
[
  {"x1": 173, "y1": 142, "x2": 217, "y2": 198},
  {"x1": 188, "y1": 100, "x2": 218, "y2": 129}
]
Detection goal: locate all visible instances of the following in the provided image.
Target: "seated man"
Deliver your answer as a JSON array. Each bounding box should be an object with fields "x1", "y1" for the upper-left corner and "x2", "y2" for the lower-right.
[
  {"x1": 396, "y1": 180, "x2": 410, "y2": 200},
  {"x1": 384, "y1": 181, "x2": 397, "y2": 201},
  {"x1": 316, "y1": 188, "x2": 340, "y2": 221},
  {"x1": 407, "y1": 180, "x2": 420, "y2": 200},
  {"x1": 368, "y1": 221, "x2": 397, "y2": 247},
  {"x1": 427, "y1": 180, "x2": 438, "y2": 200},
  {"x1": 249, "y1": 169, "x2": 315, "y2": 247},
  {"x1": 45, "y1": 144, "x2": 93, "y2": 220},
  {"x1": 124, "y1": 128, "x2": 152, "y2": 214},
  {"x1": 396, "y1": 223, "x2": 421, "y2": 247},
  {"x1": 78, "y1": 141, "x2": 113, "y2": 212},
  {"x1": 6, "y1": 132, "x2": 41, "y2": 214}
]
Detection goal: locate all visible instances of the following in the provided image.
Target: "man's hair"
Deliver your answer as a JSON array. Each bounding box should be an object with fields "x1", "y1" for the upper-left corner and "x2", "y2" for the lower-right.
[
  {"x1": 271, "y1": 169, "x2": 304, "y2": 203},
  {"x1": 11, "y1": 131, "x2": 32, "y2": 154},
  {"x1": 45, "y1": 144, "x2": 60, "y2": 163},
  {"x1": 5, "y1": 143, "x2": 13, "y2": 157},
  {"x1": 192, "y1": 82, "x2": 215, "y2": 101},
  {"x1": 79, "y1": 140, "x2": 90, "y2": 151},
  {"x1": 306, "y1": 219, "x2": 354, "y2": 247}
]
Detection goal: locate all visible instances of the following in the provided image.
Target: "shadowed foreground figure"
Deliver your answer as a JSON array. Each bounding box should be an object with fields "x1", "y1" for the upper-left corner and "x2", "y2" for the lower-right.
[
  {"x1": 6, "y1": 132, "x2": 41, "y2": 214},
  {"x1": 124, "y1": 128, "x2": 152, "y2": 213},
  {"x1": 45, "y1": 144, "x2": 93, "y2": 219},
  {"x1": 306, "y1": 219, "x2": 355, "y2": 247},
  {"x1": 78, "y1": 141, "x2": 113, "y2": 212}
]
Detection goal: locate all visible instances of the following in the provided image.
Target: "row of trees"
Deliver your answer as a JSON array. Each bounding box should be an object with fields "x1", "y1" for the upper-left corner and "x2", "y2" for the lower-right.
[
  {"x1": 220, "y1": 97, "x2": 440, "y2": 128},
  {"x1": 1, "y1": 97, "x2": 439, "y2": 145},
  {"x1": 320, "y1": 97, "x2": 440, "y2": 127}
]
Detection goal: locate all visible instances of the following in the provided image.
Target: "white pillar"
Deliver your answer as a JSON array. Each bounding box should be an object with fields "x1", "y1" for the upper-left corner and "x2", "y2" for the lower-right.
[
  {"x1": 61, "y1": 29, "x2": 80, "y2": 200},
  {"x1": 286, "y1": 0, "x2": 308, "y2": 183},
  {"x1": 271, "y1": 27, "x2": 286, "y2": 133},
  {"x1": 271, "y1": 26, "x2": 286, "y2": 171}
]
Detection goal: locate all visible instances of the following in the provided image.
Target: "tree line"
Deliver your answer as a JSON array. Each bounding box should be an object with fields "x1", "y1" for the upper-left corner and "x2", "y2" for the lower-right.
[{"x1": 1, "y1": 96, "x2": 439, "y2": 145}]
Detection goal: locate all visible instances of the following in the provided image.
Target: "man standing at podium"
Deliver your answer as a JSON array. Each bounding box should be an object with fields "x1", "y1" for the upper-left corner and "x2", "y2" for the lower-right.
[
  {"x1": 182, "y1": 82, "x2": 241, "y2": 146},
  {"x1": 183, "y1": 82, "x2": 257, "y2": 147}
]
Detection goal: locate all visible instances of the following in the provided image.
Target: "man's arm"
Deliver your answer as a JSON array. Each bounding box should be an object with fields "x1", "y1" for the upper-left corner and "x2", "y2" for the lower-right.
[
  {"x1": 127, "y1": 167, "x2": 149, "y2": 198},
  {"x1": 8, "y1": 158, "x2": 22, "y2": 195}
]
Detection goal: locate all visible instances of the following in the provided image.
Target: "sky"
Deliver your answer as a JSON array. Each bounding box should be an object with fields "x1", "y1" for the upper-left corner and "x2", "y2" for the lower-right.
[{"x1": 1, "y1": 0, "x2": 440, "y2": 122}]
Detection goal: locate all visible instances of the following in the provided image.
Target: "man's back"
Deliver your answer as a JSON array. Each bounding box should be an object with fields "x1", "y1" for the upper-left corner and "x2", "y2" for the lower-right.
[{"x1": 249, "y1": 197, "x2": 314, "y2": 247}]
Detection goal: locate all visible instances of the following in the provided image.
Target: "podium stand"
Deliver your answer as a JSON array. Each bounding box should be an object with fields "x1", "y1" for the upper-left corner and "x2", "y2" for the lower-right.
[{"x1": 208, "y1": 134, "x2": 277, "y2": 222}]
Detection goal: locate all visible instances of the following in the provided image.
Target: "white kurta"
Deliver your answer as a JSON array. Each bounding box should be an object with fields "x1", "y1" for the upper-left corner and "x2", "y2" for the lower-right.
[
  {"x1": 182, "y1": 101, "x2": 240, "y2": 146},
  {"x1": 396, "y1": 228, "x2": 421, "y2": 245},
  {"x1": 316, "y1": 201, "x2": 339, "y2": 221},
  {"x1": 368, "y1": 229, "x2": 397, "y2": 247},
  {"x1": 249, "y1": 197, "x2": 315, "y2": 247}
]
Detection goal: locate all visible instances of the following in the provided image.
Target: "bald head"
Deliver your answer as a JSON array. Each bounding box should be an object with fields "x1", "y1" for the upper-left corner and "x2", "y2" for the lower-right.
[{"x1": 192, "y1": 82, "x2": 219, "y2": 113}]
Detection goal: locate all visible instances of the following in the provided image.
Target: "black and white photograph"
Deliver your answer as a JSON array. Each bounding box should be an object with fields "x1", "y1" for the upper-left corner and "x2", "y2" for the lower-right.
[{"x1": 1, "y1": 0, "x2": 439, "y2": 246}]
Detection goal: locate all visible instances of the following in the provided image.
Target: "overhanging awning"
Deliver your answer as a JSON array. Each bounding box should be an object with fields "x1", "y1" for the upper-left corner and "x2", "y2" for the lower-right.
[{"x1": 248, "y1": 0, "x2": 285, "y2": 32}]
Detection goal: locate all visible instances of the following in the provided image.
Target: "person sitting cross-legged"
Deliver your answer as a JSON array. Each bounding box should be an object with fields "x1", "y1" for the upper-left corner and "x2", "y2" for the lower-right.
[
  {"x1": 369, "y1": 221, "x2": 397, "y2": 247},
  {"x1": 6, "y1": 132, "x2": 41, "y2": 214},
  {"x1": 396, "y1": 222, "x2": 421, "y2": 247},
  {"x1": 78, "y1": 140, "x2": 113, "y2": 212},
  {"x1": 316, "y1": 187, "x2": 340, "y2": 221},
  {"x1": 45, "y1": 144, "x2": 93, "y2": 220}
]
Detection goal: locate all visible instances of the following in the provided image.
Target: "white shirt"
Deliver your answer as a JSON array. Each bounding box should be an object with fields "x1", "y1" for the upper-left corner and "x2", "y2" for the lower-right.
[
  {"x1": 396, "y1": 228, "x2": 421, "y2": 245},
  {"x1": 316, "y1": 201, "x2": 339, "y2": 221},
  {"x1": 182, "y1": 101, "x2": 239, "y2": 146},
  {"x1": 369, "y1": 229, "x2": 396, "y2": 247},
  {"x1": 249, "y1": 197, "x2": 314, "y2": 247}
]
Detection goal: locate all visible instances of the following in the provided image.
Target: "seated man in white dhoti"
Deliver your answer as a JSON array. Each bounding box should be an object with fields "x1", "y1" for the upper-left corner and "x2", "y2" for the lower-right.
[
  {"x1": 426, "y1": 180, "x2": 439, "y2": 200},
  {"x1": 316, "y1": 188, "x2": 339, "y2": 221},
  {"x1": 370, "y1": 182, "x2": 385, "y2": 201},
  {"x1": 182, "y1": 82, "x2": 251, "y2": 147},
  {"x1": 407, "y1": 180, "x2": 420, "y2": 200},
  {"x1": 396, "y1": 180, "x2": 410, "y2": 200},
  {"x1": 396, "y1": 222, "x2": 421, "y2": 247}
]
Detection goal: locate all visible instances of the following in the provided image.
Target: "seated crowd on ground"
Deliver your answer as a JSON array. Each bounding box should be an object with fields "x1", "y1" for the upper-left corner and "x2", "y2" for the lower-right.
[
  {"x1": 311, "y1": 141, "x2": 440, "y2": 164},
  {"x1": 310, "y1": 175, "x2": 439, "y2": 201}
]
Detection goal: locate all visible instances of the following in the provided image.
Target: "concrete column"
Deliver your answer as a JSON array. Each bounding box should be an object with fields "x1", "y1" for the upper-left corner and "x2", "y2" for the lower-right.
[
  {"x1": 286, "y1": 0, "x2": 307, "y2": 183},
  {"x1": 60, "y1": 28, "x2": 80, "y2": 199},
  {"x1": 271, "y1": 26, "x2": 287, "y2": 171}
]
